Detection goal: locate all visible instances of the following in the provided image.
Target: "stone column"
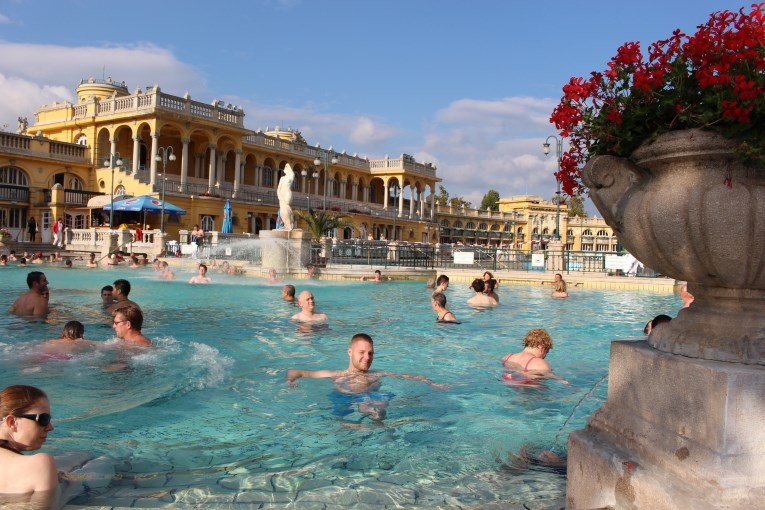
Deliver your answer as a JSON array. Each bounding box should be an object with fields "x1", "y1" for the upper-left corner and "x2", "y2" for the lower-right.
[
  {"x1": 409, "y1": 185, "x2": 415, "y2": 218},
  {"x1": 207, "y1": 145, "x2": 216, "y2": 192},
  {"x1": 383, "y1": 181, "x2": 389, "y2": 209},
  {"x1": 132, "y1": 136, "x2": 140, "y2": 175},
  {"x1": 430, "y1": 187, "x2": 436, "y2": 220},
  {"x1": 314, "y1": 175, "x2": 319, "y2": 195},
  {"x1": 255, "y1": 165, "x2": 261, "y2": 187},
  {"x1": 340, "y1": 180, "x2": 347, "y2": 199},
  {"x1": 352, "y1": 182, "x2": 359, "y2": 202},
  {"x1": 110, "y1": 137, "x2": 117, "y2": 158},
  {"x1": 180, "y1": 138, "x2": 190, "y2": 188},
  {"x1": 233, "y1": 150, "x2": 242, "y2": 196},
  {"x1": 398, "y1": 186, "x2": 404, "y2": 217},
  {"x1": 420, "y1": 191, "x2": 426, "y2": 217},
  {"x1": 150, "y1": 133, "x2": 159, "y2": 186},
  {"x1": 274, "y1": 168, "x2": 280, "y2": 190}
]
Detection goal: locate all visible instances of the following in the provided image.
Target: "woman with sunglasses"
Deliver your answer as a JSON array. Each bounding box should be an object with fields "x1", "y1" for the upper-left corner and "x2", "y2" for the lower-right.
[{"x1": 0, "y1": 385, "x2": 57, "y2": 504}]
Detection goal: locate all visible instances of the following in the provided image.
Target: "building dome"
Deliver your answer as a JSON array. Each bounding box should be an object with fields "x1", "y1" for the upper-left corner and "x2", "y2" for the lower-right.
[{"x1": 76, "y1": 77, "x2": 130, "y2": 102}]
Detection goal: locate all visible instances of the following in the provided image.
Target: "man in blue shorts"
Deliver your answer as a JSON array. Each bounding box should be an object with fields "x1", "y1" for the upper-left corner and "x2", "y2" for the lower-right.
[{"x1": 286, "y1": 333, "x2": 447, "y2": 420}]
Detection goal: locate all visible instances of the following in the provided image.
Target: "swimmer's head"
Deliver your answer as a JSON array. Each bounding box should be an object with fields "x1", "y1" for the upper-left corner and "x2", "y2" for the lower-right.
[
  {"x1": 62, "y1": 321, "x2": 84, "y2": 340},
  {"x1": 432, "y1": 292, "x2": 447, "y2": 307},
  {"x1": 523, "y1": 329, "x2": 553, "y2": 354},
  {"x1": 470, "y1": 278, "x2": 485, "y2": 293},
  {"x1": 113, "y1": 279, "x2": 131, "y2": 297},
  {"x1": 436, "y1": 275, "x2": 449, "y2": 289},
  {"x1": 348, "y1": 333, "x2": 374, "y2": 372},
  {"x1": 282, "y1": 284, "x2": 296, "y2": 300}
]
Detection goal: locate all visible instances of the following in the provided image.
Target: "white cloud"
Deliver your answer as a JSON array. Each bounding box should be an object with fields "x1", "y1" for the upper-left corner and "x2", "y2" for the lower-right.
[
  {"x1": 0, "y1": 13, "x2": 11, "y2": 24},
  {"x1": 413, "y1": 96, "x2": 565, "y2": 205},
  {"x1": 225, "y1": 96, "x2": 401, "y2": 152},
  {"x1": 0, "y1": 41, "x2": 204, "y2": 129}
]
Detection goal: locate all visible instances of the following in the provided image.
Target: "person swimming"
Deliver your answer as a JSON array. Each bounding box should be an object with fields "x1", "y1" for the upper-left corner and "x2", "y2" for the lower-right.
[
  {"x1": 502, "y1": 329, "x2": 567, "y2": 386},
  {"x1": 431, "y1": 292, "x2": 459, "y2": 323},
  {"x1": 286, "y1": 333, "x2": 447, "y2": 420}
]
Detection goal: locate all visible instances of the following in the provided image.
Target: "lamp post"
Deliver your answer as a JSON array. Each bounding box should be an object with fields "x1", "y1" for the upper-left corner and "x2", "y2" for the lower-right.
[
  {"x1": 103, "y1": 152, "x2": 123, "y2": 229},
  {"x1": 301, "y1": 168, "x2": 319, "y2": 212},
  {"x1": 543, "y1": 135, "x2": 563, "y2": 241},
  {"x1": 154, "y1": 146, "x2": 176, "y2": 234},
  {"x1": 389, "y1": 183, "x2": 401, "y2": 241},
  {"x1": 314, "y1": 147, "x2": 338, "y2": 211}
]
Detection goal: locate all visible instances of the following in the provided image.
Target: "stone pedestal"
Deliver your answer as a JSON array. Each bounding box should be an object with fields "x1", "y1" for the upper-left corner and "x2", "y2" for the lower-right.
[
  {"x1": 545, "y1": 240, "x2": 565, "y2": 272},
  {"x1": 259, "y1": 229, "x2": 312, "y2": 274},
  {"x1": 567, "y1": 341, "x2": 765, "y2": 509}
]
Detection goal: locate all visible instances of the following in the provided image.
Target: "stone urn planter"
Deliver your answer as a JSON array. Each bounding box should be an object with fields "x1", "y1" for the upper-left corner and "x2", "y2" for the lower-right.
[{"x1": 583, "y1": 128, "x2": 765, "y2": 365}]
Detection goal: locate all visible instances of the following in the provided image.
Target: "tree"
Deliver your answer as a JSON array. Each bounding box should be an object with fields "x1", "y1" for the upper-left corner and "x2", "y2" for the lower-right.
[
  {"x1": 295, "y1": 209, "x2": 351, "y2": 241},
  {"x1": 435, "y1": 185, "x2": 472, "y2": 208},
  {"x1": 435, "y1": 185, "x2": 450, "y2": 206},
  {"x1": 480, "y1": 189, "x2": 500, "y2": 211},
  {"x1": 566, "y1": 195, "x2": 587, "y2": 217}
]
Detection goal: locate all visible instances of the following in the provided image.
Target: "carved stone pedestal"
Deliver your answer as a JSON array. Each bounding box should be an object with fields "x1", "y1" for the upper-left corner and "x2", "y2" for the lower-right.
[
  {"x1": 259, "y1": 229, "x2": 312, "y2": 274},
  {"x1": 567, "y1": 341, "x2": 765, "y2": 509}
]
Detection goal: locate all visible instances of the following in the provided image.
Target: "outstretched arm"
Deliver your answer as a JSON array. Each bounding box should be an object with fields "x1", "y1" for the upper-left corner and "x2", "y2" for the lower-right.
[
  {"x1": 286, "y1": 369, "x2": 342, "y2": 387},
  {"x1": 384, "y1": 372, "x2": 450, "y2": 389}
]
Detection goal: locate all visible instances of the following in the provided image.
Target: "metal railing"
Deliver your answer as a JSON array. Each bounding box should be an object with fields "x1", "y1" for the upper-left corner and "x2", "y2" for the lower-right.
[
  {"x1": 318, "y1": 240, "x2": 436, "y2": 268},
  {"x1": 0, "y1": 184, "x2": 30, "y2": 202}
]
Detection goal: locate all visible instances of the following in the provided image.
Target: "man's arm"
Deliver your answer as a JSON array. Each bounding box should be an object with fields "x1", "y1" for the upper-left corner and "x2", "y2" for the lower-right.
[
  {"x1": 286, "y1": 369, "x2": 341, "y2": 386},
  {"x1": 32, "y1": 299, "x2": 49, "y2": 317},
  {"x1": 384, "y1": 372, "x2": 450, "y2": 389}
]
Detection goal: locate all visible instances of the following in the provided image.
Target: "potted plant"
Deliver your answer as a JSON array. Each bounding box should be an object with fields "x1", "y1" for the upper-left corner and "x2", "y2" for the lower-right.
[
  {"x1": 550, "y1": 5, "x2": 765, "y2": 364},
  {"x1": 0, "y1": 227, "x2": 10, "y2": 245}
]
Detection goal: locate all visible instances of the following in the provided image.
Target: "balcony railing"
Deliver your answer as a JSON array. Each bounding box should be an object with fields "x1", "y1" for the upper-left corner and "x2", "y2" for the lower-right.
[
  {"x1": 41, "y1": 188, "x2": 104, "y2": 206},
  {"x1": 0, "y1": 184, "x2": 30, "y2": 202}
]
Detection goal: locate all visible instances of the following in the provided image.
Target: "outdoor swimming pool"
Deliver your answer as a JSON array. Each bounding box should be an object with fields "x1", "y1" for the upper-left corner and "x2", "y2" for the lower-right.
[{"x1": 0, "y1": 266, "x2": 678, "y2": 508}]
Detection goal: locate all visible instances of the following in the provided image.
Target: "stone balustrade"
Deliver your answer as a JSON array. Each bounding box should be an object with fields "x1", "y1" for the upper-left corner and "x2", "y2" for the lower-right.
[
  {"x1": 36, "y1": 88, "x2": 245, "y2": 128},
  {"x1": 0, "y1": 131, "x2": 89, "y2": 163}
]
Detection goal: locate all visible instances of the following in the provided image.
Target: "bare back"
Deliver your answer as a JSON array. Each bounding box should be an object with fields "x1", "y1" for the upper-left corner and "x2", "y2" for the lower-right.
[{"x1": 9, "y1": 291, "x2": 48, "y2": 318}]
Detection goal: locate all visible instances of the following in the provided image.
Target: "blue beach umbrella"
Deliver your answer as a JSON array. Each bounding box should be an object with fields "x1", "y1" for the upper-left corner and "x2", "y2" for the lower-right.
[
  {"x1": 221, "y1": 199, "x2": 233, "y2": 234},
  {"x1": 103, "y1": 195, "x2": 186, "y2": 215}
]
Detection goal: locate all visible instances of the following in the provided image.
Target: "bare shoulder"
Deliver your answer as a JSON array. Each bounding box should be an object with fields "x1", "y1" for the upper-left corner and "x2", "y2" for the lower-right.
[{"x1": 528, "y1": 358, "x2": 552, "y2": 372}]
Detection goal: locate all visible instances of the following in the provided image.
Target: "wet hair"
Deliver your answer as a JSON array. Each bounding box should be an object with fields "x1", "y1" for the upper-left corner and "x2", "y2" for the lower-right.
[
  {"x1": 426, "y1": 278, "x2": 436, "y2": 289},
  {"x1": 349, "y1": 333, "x2": 373, "y2": 347},
  {"x1": 523, "y1": 329, "x2": 553, "y2": 351},
  {"x1": 18, "y1": 258, "x2": 27, "y2": 265},
  {"x1": 64, "y1": 259, "x2": 72, "y2": 268},
  {"x1": 101, "y1": 285, "x2": 113, "y2": 294},
  {"x1": 116, "y1": 304, "x2": 143, "y2": 330},
  {"x1": 161, "y1": 261, "x2": 169, "y2": 268},
  {"x1": 113, "y1": 279, "x2": 131, "y2": 297},
  {"x1": 199, "y1": 264, "x2": 208, "y2": 273},
  {"x1": 470, "y1": 278, "x2": 485, "y2": 293},
  {"x1": 89, "y1": 252, "x2": 96, "y2": 260},
  {"x1": 283, "y1": 284, "x2": 295, "y2": 298},
  {"x1": 0, "y1": 385, "x2": 48, "y2": 418},
  {"x1": 27, "y1": 271, "x2": 45, "y2": 289},
  {"x1": 486, "y1": 278, "x2": 497, "y2": 292},
  {"x1": 483, "y1": 271, "x2": 494, "y2": 280},
  {"x1": 644, "y1": 314, "x2": 672, "y2": 334},
  {"x1": 62, "y1": 321, "x2": 85, "y2": 340},
  {"x1": 436, "y1": 275, "x2": 449, "y2": 286},
  {"x1": 0, "y1": 255, "x2": 6, "y2": 262},
  {"x1": 432, "y1": 292, "x2": 447, "y2": 307},
  {"x1": 374, "y1": 270, "x2": 381, "y2": 276}
]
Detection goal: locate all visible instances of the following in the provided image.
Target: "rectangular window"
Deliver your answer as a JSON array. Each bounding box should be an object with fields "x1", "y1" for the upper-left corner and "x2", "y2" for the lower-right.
[
  {"x1": 42, "y1": 211, "x2": 52, "y2": 230},
  {"x1": 8, "y1": 207, "x2": 26, "y2": 228}
]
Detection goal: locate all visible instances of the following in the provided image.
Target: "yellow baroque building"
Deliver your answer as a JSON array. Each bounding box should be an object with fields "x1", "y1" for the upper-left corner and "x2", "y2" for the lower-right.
[{"x1": 6, "y1": 78, "x2": 441, "y2": 243}]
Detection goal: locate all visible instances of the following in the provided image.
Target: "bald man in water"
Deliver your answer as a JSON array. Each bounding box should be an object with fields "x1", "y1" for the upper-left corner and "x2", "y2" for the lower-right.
[{"x1": 291, "y1": 290, "x2": 328, "y2": 323}]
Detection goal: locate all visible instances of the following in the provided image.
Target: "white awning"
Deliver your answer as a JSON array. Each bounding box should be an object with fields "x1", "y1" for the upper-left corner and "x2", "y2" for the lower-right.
[{"x1": 86, "y1": 195, "x2": 131, "y2": 209}]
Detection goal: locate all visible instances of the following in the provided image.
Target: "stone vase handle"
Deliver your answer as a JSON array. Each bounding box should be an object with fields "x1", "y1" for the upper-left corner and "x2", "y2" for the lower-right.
[{"x1": 582, "y1": 155, "x2": 649, "y2": 232}]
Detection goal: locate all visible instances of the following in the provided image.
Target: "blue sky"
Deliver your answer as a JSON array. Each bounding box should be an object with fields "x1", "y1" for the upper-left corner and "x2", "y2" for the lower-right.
[{"x1": 0, "y1": 0, "x2": 747, "y2": 208}]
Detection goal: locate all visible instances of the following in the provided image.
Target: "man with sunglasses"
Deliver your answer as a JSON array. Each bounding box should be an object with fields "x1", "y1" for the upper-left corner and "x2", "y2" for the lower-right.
[
  {"x1": 8, "y1": 271, "x2": 49, "y2": 318},
  {"x1": 112, "y1": 304, "x2": 151, "y2": 347}
]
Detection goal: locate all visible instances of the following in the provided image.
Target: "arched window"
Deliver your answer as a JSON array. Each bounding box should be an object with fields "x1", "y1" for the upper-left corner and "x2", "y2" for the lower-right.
[
  {"x1": 533, "y1": 227, "x2": 539, "y2": 234},
  {"x1": 263, "y1": 167, "x2": 273, "y2": 187},
  {"x1": 75, "y1": 134, "x2": 88, "y2": 146},
  {"x1": 478, "y1": 222, "x2": 488, "y2": 231},
  {"x1": 490, "y1": 224, "x2": 499, "y2": 231},
  {"x1": 542, "y1": 228, "x2": 549, "y2": 235},
  {"x1": 114, "y1": 185, "x2": 126, "y2": 196},
  {"x1": 331, "y1": 179, "x2": 339, "y2": 197},
  {"x1": 440, "y1": 219, "x2": 450, "y2": 227},
  {"x1": 517, "y1": 226, "x2": 523, "y2": 234},
  {"x1": 503, "y1": 223, "x2": 511, "y2": 232},
  {"x1": 466, "y1": 222, "x2": 476, "y2": 229},
  {"x1": 567, "y1": 229, "x2": 574, "y2": 237},
  {"x1": 597, "y1": 229, "x2": 608, "y2": 236},
  {"x1": 0, "y1": 166, "x2": 29, "y2": 186},
  {"x1": 70, "y1": 176, "x2": 84, "y2": 190},
  {"x1": 343, "y1": 227, "x2": 353, "y2": 239},
  {"x1": 583, "y1": 229, "x2": 593, "y2": 236},
  {"x1": 291, "y1": 175, "x2": 300, "y2": 191},
  {"x1": 453, "y1": 220, "x2": 463, "y2": 228},
  {"x1": 201, "y1": 215, "x2": 215, "y2": 231}
]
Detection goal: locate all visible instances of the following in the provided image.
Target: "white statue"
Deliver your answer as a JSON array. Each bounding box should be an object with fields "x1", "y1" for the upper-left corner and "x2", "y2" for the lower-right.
[
  {"x1": 276, "y1": 163, "x2": 295, "y2": 230},
  {"x1": 17, "y1": 117, "x2": 28, "y2": 134}
]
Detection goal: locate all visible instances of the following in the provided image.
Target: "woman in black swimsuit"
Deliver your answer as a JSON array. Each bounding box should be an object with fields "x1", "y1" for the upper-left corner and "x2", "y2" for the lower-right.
[{"x1": 431, "y1": 292, "x2": 459, "y2": 323}]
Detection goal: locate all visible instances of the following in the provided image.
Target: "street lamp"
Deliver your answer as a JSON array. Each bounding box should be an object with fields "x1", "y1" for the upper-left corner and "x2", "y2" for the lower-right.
[
  {"x1": 314, "y1": 147, "x2": 338, "y2": 210},
  {"x1": 103, "y1": 152, "x2": 123, "y2": 229},
  {"x1": 301, "y1": 168, "x2": 319, "y2": 212},
  {"x1": 543, "y1": 135, "x2": 563, "y2": 241},
  {"x1": 389, "y1": 183, "x2": 401, "y2": 241},
  {"x1": 154, "y1": 146, "x2": 176, "y2": 234}
]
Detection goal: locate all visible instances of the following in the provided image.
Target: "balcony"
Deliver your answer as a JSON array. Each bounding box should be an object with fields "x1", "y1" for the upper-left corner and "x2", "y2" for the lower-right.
[
  {"x1": 41, "y1": 188, "x2": 104, "y2": 206},
  {"x1": 0, "y1": 184, "x2": 29, "y2": 202}
]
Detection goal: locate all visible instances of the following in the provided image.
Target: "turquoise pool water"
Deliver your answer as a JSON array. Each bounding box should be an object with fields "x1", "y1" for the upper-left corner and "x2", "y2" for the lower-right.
[{"x1": 0, "y1": 266, "x2": 678, "y2": 507}]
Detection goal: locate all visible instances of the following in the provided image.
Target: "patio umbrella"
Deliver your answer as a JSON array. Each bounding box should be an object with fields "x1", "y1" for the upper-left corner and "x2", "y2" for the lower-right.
[
  {"x1": 221, "y1": 199, "x2": 233, "y2": 234},
  {"x1": 102, "y1": 195, "x2": 186, "y2": 215}
]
